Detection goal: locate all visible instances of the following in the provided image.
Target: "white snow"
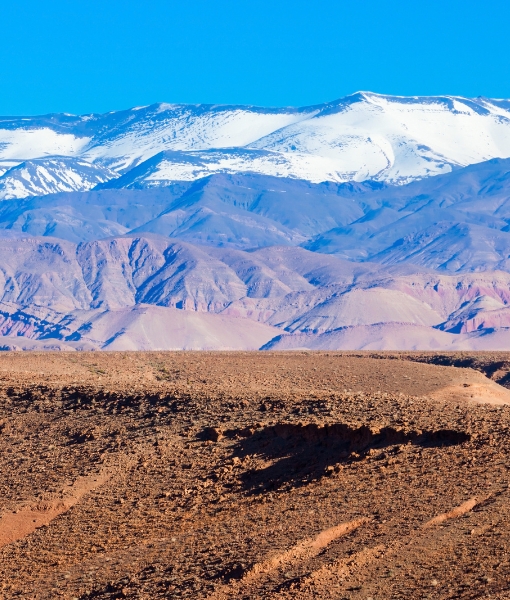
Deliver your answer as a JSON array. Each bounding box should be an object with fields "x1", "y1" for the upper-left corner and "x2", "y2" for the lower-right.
[
  {"x1": 249, "y1": 93, "x2": 510, "y2": 183},
  {"x1": 0, "y1": 129, "x2": 90, "y2": 160},
  {"x1": 82, "y1": 107, "x2": 316, "y2": 172}
]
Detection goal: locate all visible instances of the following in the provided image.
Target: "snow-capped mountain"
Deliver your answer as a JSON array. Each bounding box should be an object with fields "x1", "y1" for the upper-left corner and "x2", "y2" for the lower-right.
[
  {"x1": 0, "y1": 93, "x2": 510, "y2": 350},
  {"x1": 0, "y1": 157, "x2": 118, "y2": 199},
  {"x1": 1, "y1": 92, "x2": 510, "y2": 193}
]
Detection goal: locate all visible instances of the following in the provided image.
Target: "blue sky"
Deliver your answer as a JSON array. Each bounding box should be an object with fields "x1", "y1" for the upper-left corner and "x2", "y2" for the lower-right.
[{"x1": 2, "y1": 0, "x2": 509, "y2": 115}]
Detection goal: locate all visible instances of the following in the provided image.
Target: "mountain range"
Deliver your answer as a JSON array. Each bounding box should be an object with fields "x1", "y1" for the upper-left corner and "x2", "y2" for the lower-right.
[
  {"x1": 2, "y1": 92, "x2": 510, "y2": 195},
  {"x1": 0, "y1": 92, "x2": 509, "y2": 350}
]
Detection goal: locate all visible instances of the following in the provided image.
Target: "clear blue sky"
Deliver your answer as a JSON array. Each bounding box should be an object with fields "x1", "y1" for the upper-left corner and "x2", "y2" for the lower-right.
[{"x1": 2, "y1": 0, "x2": 509, "y2": 115}]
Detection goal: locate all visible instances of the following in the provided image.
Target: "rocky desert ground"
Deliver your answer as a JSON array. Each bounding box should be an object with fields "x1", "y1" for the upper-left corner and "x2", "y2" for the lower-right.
[{"x1": 0, "y1": 351, "x2": 510, "y2": 599}]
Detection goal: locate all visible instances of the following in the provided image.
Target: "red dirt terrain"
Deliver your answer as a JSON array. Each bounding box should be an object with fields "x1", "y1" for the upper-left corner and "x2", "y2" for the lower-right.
[{"x1": 0, "y1": 351, "x2": 510, "y2": 599}]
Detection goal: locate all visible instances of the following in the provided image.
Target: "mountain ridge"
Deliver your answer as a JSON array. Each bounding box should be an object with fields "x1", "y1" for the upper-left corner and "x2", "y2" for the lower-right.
[{"x1": 0, "y1": 232, "x2": 508, "y2": 350}]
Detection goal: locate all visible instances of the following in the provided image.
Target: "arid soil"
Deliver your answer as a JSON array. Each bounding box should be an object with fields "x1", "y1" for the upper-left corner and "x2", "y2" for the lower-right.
[{"x1": 0, "y1": 351, "x2": 510, "y2": 599}]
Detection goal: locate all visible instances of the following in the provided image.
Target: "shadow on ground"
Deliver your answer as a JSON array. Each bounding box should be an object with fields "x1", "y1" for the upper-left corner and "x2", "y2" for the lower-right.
[{"x1": 227, "y1": 422, "x2": 470, "y2": 493}]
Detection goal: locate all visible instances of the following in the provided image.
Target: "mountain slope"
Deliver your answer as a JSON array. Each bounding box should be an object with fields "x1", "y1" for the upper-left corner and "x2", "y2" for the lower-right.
[
  {"x1": 303, "y1": 157, "x2": 510, "y2": 271},
  {"x1": 0, "y1": 173, "x2": 376, "y2": 247},
  {"x1": 0, "y1": 103, "x2": 313, "y2": 173},
  {"x1": 250, "y1": 93, "x2": 510, "y2": 184},
  {"x1": 0, "y1": 185, "x2": 190, "y2": 242},
  {"x1": 68, "y1": 305, "x2": 281, "y2": 351}
]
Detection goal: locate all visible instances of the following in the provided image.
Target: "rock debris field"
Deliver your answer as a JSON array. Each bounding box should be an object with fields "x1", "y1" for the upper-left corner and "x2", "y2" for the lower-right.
[{"x1": 0, "y1": 351, "x2": 510, "y2": 599}]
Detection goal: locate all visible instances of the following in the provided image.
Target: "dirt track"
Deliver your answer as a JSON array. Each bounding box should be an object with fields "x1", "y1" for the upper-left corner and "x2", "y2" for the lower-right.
[{"x1": 0, "y1": 351, "x2": 509, "y2": 598}]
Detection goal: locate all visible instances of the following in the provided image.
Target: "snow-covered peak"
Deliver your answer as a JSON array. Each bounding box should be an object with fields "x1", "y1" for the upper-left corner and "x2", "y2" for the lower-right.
[
  {"x1": 0, "y1": 157, "x2": 118, "y2": 200},
  {"x1": 249, "y1": 93, "x2": 510, "y2": 184}
]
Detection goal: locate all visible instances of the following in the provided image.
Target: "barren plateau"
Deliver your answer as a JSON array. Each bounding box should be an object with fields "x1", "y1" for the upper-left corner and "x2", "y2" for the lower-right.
[{"x1": 0, "y1": 351, "x2": 510, "y2": 598}]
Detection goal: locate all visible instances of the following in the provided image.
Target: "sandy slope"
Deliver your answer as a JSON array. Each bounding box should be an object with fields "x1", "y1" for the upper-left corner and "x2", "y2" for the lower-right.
[
  {"x1": 264, "y1": 323, "x2": 510, "y2": 351},
  {"x1": 76, "y1": 305, "x2": 282, "y2": 350}
]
